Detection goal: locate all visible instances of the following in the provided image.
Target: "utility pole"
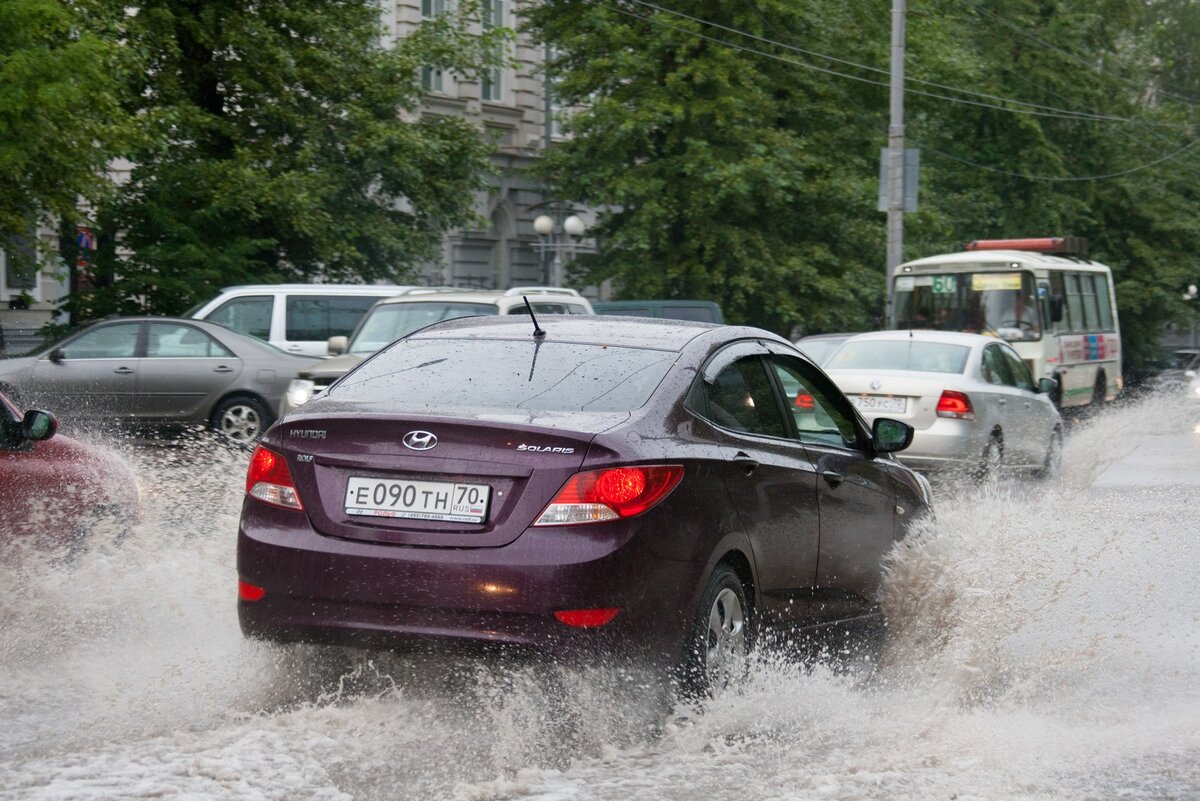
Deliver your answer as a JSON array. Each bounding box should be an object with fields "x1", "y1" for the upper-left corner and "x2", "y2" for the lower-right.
[{"x1": 885, "y1": 0, "x2": 906, "y2": 322}]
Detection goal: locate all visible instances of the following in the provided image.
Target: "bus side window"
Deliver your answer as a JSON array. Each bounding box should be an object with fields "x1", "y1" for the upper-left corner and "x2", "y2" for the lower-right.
[
  {"x1": 1065, "y1": 273, "x2": 1085, "y2": 333},
  {"x1": 1095, "y1": 275, "x2": 1115, "y2": 331},
  {"x1": 1079, "y1": 274, "x2": 1100, "y2": 329},
  {"x1": 1049, "y1": 272, "x2": 1069, "y2": 332}
]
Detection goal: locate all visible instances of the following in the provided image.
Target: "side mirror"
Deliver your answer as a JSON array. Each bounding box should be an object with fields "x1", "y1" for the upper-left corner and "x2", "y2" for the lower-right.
[
  {"x1": 327, "y1": 336, "x2": 348, "y2": 356},
  {"x1": 872, "y1": 417, "x2": 913, "y2": 453},
  {"x1": 1050, "y1": 295, "x2": 1065, "y2": 323},
  {"x1": 1037, "y1": 377, "x2": 1058, "y2": 395},
  {"x1": 48, "y1": 348, "x2": 65, "y2": 365},
  {"x1": 21, "y1": 409, "x2": 58, "y2": 441}
]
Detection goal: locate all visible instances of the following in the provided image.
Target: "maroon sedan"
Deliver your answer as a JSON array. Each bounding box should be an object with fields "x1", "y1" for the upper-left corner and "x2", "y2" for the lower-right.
[
  {"x1": 237, "y1": 316, "x2": 930, "y2": 692},
  {"x1": 0, "y1": 391, "x2": 140, "y2": 550}
]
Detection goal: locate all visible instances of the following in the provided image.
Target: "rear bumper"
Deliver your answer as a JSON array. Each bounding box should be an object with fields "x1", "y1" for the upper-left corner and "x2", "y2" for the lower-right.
[
  {"x1": 236, "y1": 500, "x2": 702, "y2": 665},
  {"x1": 894, "y1": 417, "x2": 990, "y2": 471}
]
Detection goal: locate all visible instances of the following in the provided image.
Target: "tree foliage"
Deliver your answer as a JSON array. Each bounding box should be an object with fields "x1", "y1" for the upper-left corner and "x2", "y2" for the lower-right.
[
  {"x1": 528, "y1": 0, "x2": 1200, "y2": 364},
  {"x1": 0, "y1": 0, "x2": 129, "y2": 241},
  {"x1": 78, "y1": 0, "x2": 507, "y2": 318}
]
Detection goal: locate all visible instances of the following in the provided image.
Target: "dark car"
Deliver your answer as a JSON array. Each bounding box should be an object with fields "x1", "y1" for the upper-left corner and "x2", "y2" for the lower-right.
[
  {"x1": 237, "y1": 316, "x2": 929, "y2": 692},
  {"x1": 0, "y1": 317, "x2": 319, "y2": 442},
  {"x1": 0, "y1": 390, "x2": 141, "y2": 549}
]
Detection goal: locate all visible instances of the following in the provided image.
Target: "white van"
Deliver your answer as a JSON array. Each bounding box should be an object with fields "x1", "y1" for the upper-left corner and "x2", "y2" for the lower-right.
[{"x1": 188, "y1": 284, "x2": 413, "y2": 356}]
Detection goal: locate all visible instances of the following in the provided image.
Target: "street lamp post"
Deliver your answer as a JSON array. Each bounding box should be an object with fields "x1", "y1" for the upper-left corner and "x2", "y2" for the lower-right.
[{"x1": 530, "y1": 204, "x2": 587, "y2": 287}]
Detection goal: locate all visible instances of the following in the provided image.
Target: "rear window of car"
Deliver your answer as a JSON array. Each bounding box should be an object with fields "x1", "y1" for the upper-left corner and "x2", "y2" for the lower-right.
[
  {"x1": 827, "y1": 340, "x2": 970, "y2": 374},
  {"x1": 335, "y1": 339, "x2": 677, "y2": 412},
  {"x1": 350, "y1": 303, "x2": 500, "y2": 354}
]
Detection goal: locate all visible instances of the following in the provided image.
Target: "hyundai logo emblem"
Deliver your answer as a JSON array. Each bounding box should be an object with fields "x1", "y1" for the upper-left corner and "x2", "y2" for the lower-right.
[
  {"x1": 870, "y1": 379, "x2": 883, "y2": 391},
  {"x1": 402, "y1": 430, "x2": 438, "y2": 451}
]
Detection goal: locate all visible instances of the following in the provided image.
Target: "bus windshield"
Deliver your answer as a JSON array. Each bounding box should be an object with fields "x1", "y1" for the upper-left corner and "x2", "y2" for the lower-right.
[{"x1": 892, "y1": 271, "x2": 1041, "y2": 342}]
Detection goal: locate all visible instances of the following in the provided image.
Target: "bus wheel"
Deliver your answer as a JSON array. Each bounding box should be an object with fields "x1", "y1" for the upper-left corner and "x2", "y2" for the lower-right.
[{"x1": 1091, "y1": 373, "x2": 1107, "y2": 409}]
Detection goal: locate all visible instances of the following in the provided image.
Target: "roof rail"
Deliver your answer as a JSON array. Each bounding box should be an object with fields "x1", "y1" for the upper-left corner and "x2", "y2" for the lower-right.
[{"x1": 502, "y1": 286, "x2": 582, "y2": 297}]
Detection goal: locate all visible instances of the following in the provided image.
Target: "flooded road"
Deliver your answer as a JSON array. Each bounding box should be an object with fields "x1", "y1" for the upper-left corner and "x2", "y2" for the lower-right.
[{"x1": 2, "y1": 395, "x2": 1198, "y2": 800}]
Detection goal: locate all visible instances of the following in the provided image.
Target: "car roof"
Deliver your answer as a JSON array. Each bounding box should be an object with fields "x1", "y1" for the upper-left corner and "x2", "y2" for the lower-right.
[
  {"x1": 373, "y1": 288, "x2": 589, "y2": 306},
  {"x1": 410, "y1": 314, "x2": 729, "y2": 351},
  {"x1": 797, "y1": 332, "x2": 859, "y2": 342},
  {"x1": 216, "y1": 284, "x2": 410, "y2": 294},
  {"x1": 841, "y1": 329, "x2": 1001, "y2": 348}
]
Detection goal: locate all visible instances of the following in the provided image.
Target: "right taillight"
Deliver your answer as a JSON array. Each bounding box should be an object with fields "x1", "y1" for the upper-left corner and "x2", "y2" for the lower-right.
[
  {"x1": 534, "y1": 465, "x2": 684, "y2": 526},
  {"x1": 936, "y1": 390, "x2": 975, "y2": 420},
  {"x1": 245, "y1": 445, "x2": 303, "y2": 510}
]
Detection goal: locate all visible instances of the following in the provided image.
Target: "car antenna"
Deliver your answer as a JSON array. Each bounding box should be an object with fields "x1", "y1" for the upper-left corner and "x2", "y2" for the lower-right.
[{"x1": 523, "y1": 296, "x2": 546, "y2": 339}]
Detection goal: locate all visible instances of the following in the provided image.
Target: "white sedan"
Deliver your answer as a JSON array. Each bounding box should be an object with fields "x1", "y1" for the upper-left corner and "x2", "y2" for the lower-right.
[{"x1": 822, "y1": 330, "x2": 1062, "y2": 479}]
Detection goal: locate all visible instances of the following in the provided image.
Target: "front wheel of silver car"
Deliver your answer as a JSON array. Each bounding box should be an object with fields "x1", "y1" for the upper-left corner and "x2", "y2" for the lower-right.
[
  {"x1": 211, "y1": 396, "x2": 272, "y2": 444},
  {"x1": 678, "y1": 564, "x2": 751, "y2": 699}
]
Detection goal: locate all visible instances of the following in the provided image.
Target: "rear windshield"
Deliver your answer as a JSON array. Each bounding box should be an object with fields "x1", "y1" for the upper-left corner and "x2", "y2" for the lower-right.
[
  {"x1": 827, "y1": 340, "x2": 970, "y2": 374},
  {"x1": 335, "y1": 339, "x2": 677, "y2": 412},
  {"x1": 350, "y1": 303, "x2": 498, "y2": 354}
]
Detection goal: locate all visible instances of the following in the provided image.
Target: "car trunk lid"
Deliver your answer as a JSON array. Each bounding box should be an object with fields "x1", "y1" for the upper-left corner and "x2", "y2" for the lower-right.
[
  {"x1": 828, "y1": 369, "x2": 964, "y2": 431},
  {"x1": 275, "y1": 413, "x2": 622, "y2": 548}
]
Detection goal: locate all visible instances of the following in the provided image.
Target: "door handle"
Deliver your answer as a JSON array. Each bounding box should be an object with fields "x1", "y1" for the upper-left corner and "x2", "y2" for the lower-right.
[
  {"x1": 113, "y1": 367, "x2": 134, "y2": 375},
  {"x1": 213, "y1": 365, "x2": 234, "y2": 373},
  {"x1": 822, "y1": 470, "x2": 845, "y2": 488},
  {"x1": 732, "y1": 452, "x2": 759, "y2": 475}
]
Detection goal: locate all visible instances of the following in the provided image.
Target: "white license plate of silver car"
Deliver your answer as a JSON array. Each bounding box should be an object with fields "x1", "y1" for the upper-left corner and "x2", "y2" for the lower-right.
[
  {"x1": 850, "y1": 395, "x2": 907, "y2": 414},
  {"x1": 344, "y1": 477, "x2": 490, "y2": 523}
]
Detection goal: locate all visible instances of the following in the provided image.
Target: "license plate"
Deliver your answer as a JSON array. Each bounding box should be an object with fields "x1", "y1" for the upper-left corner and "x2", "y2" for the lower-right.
[
  {"x1": 850, "y1": 395, "x2": 907, "y2": 414},
  {"x1": 344, "y1": 476, "x2": 490, "y2": 523}
]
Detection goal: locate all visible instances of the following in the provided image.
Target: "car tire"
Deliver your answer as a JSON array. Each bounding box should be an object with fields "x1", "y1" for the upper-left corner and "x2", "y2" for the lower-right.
[
  {"x1": 973, "y1": 434, "x2": 1003, "y2": 484},
  {"x1": 677, "y1": 563, "x2": 751, "y2": 698},
  {"x1": 1035, "y1": 428, "x2": 1063, "y2": 481},
  {"x1": 210, "y1": 395, "x2": 272, "y2": 444}
]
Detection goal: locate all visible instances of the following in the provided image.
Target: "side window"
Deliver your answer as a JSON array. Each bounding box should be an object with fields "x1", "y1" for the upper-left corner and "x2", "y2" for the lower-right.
[
  {"x1": 207, "y1": 296, "x2": 272, "y2": 340},
  {"x1": 981, "y1": 345, "x2": 1013, "y2": 386},
  {"x1": 1049, "y1": 272, "x2": 1070, "y2": 332},
  {"x1": 1095, "y1": 276, "x2": 1114, "y2": 331},
  {"x1": 286, "y1": 296, "x2": 383, "y2": 342},
  {"x1": 146, "y1": 323, "x2": 233, "y2": 358},
  {"x1": 1078, "y1": 274, "x2": 1100, "y2": 330},
  {"x1": 700, "y1": 357, "x2": 787, "y2": 438},
  {"x1": 1065, "y1": 274, "x2": 1084, "y2": 334},
  {"x1": 999, "y1": 347, "x2": 1035, "y2": 392},
  {"x1": 768, "y1": 355, "x2": 859, "y2": 449},
  {"x1": 60, "y1": 323, "x2": 140, "y2": 359}
]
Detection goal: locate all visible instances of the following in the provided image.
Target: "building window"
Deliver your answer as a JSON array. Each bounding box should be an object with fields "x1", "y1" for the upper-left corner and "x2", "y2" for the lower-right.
[
  {"x1": 421, "y1": 0, "x2": 446, "y2": 17},
  {"x1": 481, "y1": 0, "x2": 503, "y2": 102},
  {"x1": 421, "y1": 67, "x2": 444, "y2": 93}
]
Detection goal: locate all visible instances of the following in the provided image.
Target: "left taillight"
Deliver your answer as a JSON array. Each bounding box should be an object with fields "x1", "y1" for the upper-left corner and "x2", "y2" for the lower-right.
[
  {"x1": 246, "y1": 445, "x2": 303, "y2": 510},
  {"x1": 533, "y1": 464, "x2": 684, "y2": 527}
]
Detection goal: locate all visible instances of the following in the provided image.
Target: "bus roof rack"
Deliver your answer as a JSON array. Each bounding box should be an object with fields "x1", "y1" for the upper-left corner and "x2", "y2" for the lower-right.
[
  {"x1": 502, "y1": 286, "x2": 582, "y2": 297},
  {"x1": 965, "y1": 237, "x2": 1088, "y2": 258}
]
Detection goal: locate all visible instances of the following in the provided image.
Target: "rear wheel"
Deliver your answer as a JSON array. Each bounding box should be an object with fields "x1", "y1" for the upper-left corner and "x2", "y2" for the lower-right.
[
  {"x1": 973, "y1": 434, "x2": 1003, "y2": 484},
  {"x1": 678, "y1": 564, "x2": 751, "y2": 698},
  {"x1": 1036, "y1": 429, "x2": 1063, "y2": 481},
  {"x1": 1091, "y1": 373, "x2": 1108, "y2": 409},
  {"x1": 210, "y1": 395, "x2": 272, "y2": 444}
]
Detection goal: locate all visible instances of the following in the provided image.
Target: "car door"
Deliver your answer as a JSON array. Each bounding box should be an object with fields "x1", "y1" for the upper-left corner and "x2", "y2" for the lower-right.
[
  {"x1": 997, "y1": 344, "x2": 1054, "y2": 464},
  {"x1": 28, "y1": 321, "x2": 143, "y2": 419},
  {"x1": 136, "y1": 322, "x2": 243, "y2": 421},
  {"x1": 979, "y1": 343, "x2": 1025, "y2": 448},
  {"x1": 688, "y1": 342, "x2": 821, "y2": 611},
  {"x1": 764, "y1": 347, "x2": 897, "y2": 605}
]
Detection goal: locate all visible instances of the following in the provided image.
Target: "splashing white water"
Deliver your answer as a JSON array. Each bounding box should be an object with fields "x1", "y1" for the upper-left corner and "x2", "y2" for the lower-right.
[{"x1": 2, "y1": 396, "x2": 1199, "y2": 801}]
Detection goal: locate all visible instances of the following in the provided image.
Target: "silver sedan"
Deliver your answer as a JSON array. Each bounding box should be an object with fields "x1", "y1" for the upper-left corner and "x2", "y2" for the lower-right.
[
  {"x1": 0, "y1": 317, "x2": 319, "y2": 443},
  {"x1": 822, "y1": 330, "x2": 1062, "y2": 479}
]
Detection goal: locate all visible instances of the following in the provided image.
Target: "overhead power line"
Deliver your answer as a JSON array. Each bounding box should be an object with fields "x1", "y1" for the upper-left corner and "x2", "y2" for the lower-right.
[
  {"x1": 609, "y1": 0, "x2": 1185, "y2": 127},
  {"x1": 921, "y1": 137, "x2": 1200, "y2": 181}
]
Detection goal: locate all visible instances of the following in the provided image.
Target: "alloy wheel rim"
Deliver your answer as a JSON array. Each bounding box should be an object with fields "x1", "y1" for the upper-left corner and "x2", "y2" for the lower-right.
[
  {"x1": 221, "y1": 405, "x2": 262, "y2": 442},
  {"x1": 705, "y1": 587, "x2": 746, "y2": 689}
]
